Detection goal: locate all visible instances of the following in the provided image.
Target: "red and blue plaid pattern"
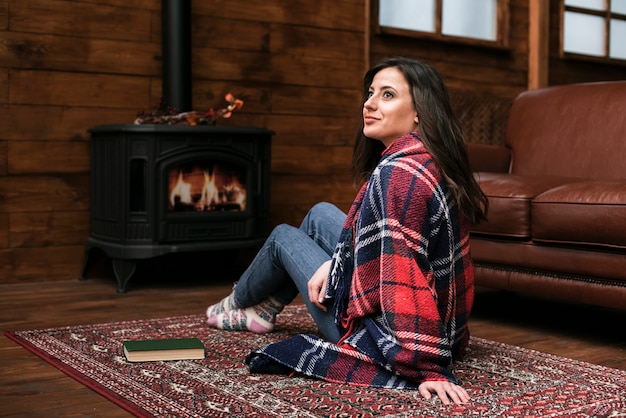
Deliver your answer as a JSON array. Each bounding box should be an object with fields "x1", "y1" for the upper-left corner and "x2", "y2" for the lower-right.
[{"x1": 247, "y1": 132, "x2": 474, "y2": 388}]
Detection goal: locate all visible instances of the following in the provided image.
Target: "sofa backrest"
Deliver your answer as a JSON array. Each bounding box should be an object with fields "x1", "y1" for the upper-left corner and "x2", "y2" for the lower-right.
[{"x1": 505, "y1": 81, "x2": 626, "y2": 180}]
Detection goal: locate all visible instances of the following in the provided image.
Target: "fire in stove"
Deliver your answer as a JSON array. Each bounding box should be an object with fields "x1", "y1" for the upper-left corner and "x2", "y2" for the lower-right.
[{"x1": 168, "y1": 162, "x2": 246, "y2": 212}]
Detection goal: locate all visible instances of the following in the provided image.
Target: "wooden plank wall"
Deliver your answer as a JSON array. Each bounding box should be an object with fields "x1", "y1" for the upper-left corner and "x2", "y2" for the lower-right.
[
  {"x1": 1, "y1": 0, "x2": 623, "y2": 284},
  {"x1": 0, "y1": 0, "x2": 366, "y2": 283}
]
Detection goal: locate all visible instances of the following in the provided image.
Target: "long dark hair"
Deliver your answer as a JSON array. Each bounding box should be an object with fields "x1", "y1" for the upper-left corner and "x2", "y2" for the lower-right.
[{"x1": 351, "y1": 56, "x2": 488, "y2": 225}]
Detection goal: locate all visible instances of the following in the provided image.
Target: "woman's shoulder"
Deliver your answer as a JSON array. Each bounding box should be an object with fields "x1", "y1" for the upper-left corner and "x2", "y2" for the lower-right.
[{"x1": 378, "y1": 146, "x2": 441, "y2": 185}]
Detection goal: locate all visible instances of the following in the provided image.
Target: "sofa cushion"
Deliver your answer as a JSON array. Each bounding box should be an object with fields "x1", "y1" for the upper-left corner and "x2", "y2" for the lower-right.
[
  {"x1": 532, "y1": 181, "x2": 626, "y2": 248},
  {"x1": 472, "y1": 173, "x2": 574, "y2": 238},
  {"x1": 505, "y1": 81, "x2": 626, "y2": 180}
]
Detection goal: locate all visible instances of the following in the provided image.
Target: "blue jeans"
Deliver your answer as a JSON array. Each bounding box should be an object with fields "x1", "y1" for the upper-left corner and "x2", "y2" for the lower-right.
[{"x1": 232, "y1": 202, "x2": 346, "y2": 343}]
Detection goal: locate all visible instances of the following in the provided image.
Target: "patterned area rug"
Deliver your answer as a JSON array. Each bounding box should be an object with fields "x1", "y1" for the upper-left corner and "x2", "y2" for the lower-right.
[{"x1": 6, "y1": 305, "x2": 626, "y2": 417}]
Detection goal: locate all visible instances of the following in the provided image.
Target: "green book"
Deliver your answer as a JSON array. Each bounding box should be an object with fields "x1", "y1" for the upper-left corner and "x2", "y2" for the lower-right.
[{"x1": 122, "y1": 337, "x2": 205, "y2": 362}]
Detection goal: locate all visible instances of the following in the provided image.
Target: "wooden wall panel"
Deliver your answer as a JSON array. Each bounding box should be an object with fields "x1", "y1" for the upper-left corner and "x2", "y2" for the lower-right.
[
  {"x1": 1, "y1": 32, "x2": 161, "y2": 75},
  {"x1": 265, "y1": 115, "x2": 357, "y2": 147},
  {"x1": 271, "y1": 85, "x2": 360, "y2": 116},
  {"x1": 0, "y1": 245, "x2": 84, "y2": 282},
  {"x1": 0, "y1": 1, "x2": 7, "y2": 30},
  {"x1": 272, "y1": 145, "x2": 353, "y2": 175},
  {"x1": 192, "y1": 17, "x2": 270, "y2": 53},
  {"x1": 0, "y1": 69, "x2": 7, "y2": 103},
  {"x1": 0, "y1": 0, "x2": 365, "y2": 284},
  {"x1": 0, "y1": 140, "x2": 6, "y2": 175},
  {"x1": 0, "y1": 213, "x2": 7, "y2": 248},
  {"x1": 11, "y1": 0, "x2": 153, "y2": 41},
  {"x1": 10, "y1": 71, "x2": 151, "y2": 108},
  {"x1": 193, "y1": 0, "x2": 364, "y2": 32},
  {"x1": 1, "y1": 0, "x2": 621, "y2": 285},
  {"x1": 4, "y1": 105, "x2": 135, "y2": 141},
  {"x1": 9, "y1": 141, "x2": 89, "y2": 174},
  {"x1": 0, "y1": 175, "x2": 89, "y2": 212},
  {"x1": 10, "y1": 211, "x2": 89, "y2": 247},
  {"x1": 270, "y1": 173, "x2": 355, "y2": 227}
]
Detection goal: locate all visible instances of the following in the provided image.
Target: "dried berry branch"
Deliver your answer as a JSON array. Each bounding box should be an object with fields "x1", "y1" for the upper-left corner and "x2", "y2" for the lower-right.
[{"x1": 134, "y1": 93, "x2": 244, "y2": 125}]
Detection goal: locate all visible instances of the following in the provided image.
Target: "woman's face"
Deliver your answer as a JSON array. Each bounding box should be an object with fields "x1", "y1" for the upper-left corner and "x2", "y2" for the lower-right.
[{"x1": 363, "y1": 67, "x2": 419, "y2": 147}]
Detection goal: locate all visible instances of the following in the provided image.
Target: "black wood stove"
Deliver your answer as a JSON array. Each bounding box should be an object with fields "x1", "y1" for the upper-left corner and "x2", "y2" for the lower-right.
[
  {"x1": 81, "y1": 0, "x2": 274, "y2": 292},
  {"x1": 81, "y1": 124, "x2": 273, "y2": 292}
]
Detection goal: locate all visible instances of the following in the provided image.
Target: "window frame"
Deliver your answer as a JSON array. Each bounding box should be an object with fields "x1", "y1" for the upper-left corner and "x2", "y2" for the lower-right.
[
  {"x1": 560, "y1": 0, "x2": 626, "y2": 65},
  {"x1": 374, "y1": 0, "x2": 510, "y2": 50}
]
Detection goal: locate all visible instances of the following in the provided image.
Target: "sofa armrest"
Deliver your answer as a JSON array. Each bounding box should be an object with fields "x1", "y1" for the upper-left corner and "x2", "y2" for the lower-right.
[{"x1": 467, "y1": 143, "x2": 511, "y2": 173}]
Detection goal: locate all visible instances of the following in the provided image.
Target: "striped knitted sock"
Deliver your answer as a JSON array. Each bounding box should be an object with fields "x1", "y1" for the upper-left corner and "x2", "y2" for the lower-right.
[
  {"x1": 206, "y1": 293, "x2": 238, "y2": 326},
  {"x1": 212, "y1": 297, "x2": 284, "y2": 333}
]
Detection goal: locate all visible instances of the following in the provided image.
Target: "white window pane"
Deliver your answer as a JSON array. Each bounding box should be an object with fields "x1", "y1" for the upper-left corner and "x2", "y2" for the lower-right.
[
  {"x1": 565, "y1": 0, "x2": 605, "y2": 11},
  {"x1": 610, "y1": 19, "x2": 626, "y2": 59},
  {"x1": 379, "y1": 0, "x2": 436, "y2": 33},
  {"x1": 611, "y1": 0, "x2": 626, "y2": 14},
  {"x1": 442, "y1": 0, "x2": 497, "y2": 41},
  {"x1": 564, "y1": 12, "x2": 605, "y2": 56}
]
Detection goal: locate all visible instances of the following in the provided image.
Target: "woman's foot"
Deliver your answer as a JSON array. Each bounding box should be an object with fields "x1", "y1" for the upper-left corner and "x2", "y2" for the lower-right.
[
  {"x1": 206, "y1": 293, "x2": 238, "y2": 326},
  {"x1": 209, "y1": 297, "x2": 284, "y2": 333}
]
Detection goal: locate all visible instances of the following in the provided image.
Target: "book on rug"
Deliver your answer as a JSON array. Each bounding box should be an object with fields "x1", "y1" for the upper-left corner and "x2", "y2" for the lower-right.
[{"x1": 122, "y1": 338, "x2": 205, "y2": 362}]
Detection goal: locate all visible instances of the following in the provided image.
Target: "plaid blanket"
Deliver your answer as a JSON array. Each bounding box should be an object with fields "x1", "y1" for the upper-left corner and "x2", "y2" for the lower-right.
[{"x1": 246, "y1": 133, "x2": 474, "y2": 388}]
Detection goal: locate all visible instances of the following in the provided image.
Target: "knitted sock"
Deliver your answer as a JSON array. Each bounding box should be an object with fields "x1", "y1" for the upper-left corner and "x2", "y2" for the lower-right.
[
  {"x1": 205, "y1": 293, "x2": 238, "y2": 326},
  {"x1": 213, "y1": 297, "x2": 285, "y2": 333}
]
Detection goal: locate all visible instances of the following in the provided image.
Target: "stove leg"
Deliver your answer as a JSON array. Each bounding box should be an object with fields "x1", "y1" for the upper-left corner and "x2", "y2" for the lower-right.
[{"x1": 112, "y1": 259, "x2": 137, "y2": 293}]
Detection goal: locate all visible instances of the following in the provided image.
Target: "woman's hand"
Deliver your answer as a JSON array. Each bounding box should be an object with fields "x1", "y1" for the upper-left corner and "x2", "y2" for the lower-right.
[
  {"x1": 418, "y1": 380, "x2": 470, "y2": 405},
  {"x1": 307, "y1": 260, "x2": 332, "y2": 311}
]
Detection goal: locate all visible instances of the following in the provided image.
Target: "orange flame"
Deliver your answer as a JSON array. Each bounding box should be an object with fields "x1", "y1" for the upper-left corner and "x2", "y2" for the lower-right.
[{"x1": 169, "y1": 165, "x2": 246, "y2": 212}]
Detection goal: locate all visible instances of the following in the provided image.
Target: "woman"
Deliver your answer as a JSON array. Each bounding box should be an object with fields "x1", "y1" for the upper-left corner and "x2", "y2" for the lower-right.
[{"x1": 206, "y1": 57, "x2": 487, "y2": 405}]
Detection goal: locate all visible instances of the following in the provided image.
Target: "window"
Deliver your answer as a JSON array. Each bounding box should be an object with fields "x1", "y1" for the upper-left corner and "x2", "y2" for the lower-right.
[
  {"x1": 376, "y1": 0, "x2": 510, "y2": 48},
  {"x1": 561, "y1": 0, "x2": 626, "y2": 62}
]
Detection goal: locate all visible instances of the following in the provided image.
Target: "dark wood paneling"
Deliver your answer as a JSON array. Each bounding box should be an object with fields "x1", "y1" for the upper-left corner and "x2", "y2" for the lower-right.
[
  {"x1": 193, "y1": 0, "x2": 364, "y2": 32},
  {"x1": 0, "y1": 69, "x2": 7, "y2": 102},
  {"x1": 9, "y1": 211, "x2": 89, "y2": 247},
  {"x1": 4, "y1": 105, "x2": 135, "y2": 141},
  {"x1": 0, "y1": 139, "x2": 6, "y2": 175},
  {"x1": 1, "y1": 32, "x2": 161, "y2": 75},
  {"x1": 0, "y1": 213, "x2": 7, "y2": 248},
  {"x1": 0, "y1": 0, "x2": 622, "y2": 284},
  {"x1": 0, "y1": 0, "x2": 366, "y2": 284},
  {"x1": 272, "y1": 145, "x2": 353, "y2": 175},
  {"x1": 0, "y1": 1, "x2": 7, "y2": 30},
  {"x1": 10, "y1": 0, "x2": 153, "y2": 41},
  {"x1": 10, "y1": 70, "x2": 151, "y2": 108},
  {"x1": 9, "y1": 141, "x2": 89, "y2": 173},
  {"x1": 0, "y1": 245, "x2": 84, "y2": 282},
  {"x1": 0, "y1": 175, "x2": 89, "y2": 212},
  {"x1": 265, "y1": 115, "x2": 357, "y2": 147}
]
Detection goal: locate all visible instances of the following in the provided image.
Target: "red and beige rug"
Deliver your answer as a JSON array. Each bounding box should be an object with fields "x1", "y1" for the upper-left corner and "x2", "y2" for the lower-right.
[{"x1": 6, "y1": 305, "x2": 626, "y2": 417}]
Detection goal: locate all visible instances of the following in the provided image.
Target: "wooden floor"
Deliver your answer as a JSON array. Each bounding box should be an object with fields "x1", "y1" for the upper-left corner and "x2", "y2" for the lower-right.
[{"x1": 2, "y1": 252, "x2": 625, "y2": 417}]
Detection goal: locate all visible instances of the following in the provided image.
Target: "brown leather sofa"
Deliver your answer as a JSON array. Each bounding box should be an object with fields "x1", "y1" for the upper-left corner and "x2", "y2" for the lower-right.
[{"x1": 468, "y1": 81, "x2": 626, "y2": 310}]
